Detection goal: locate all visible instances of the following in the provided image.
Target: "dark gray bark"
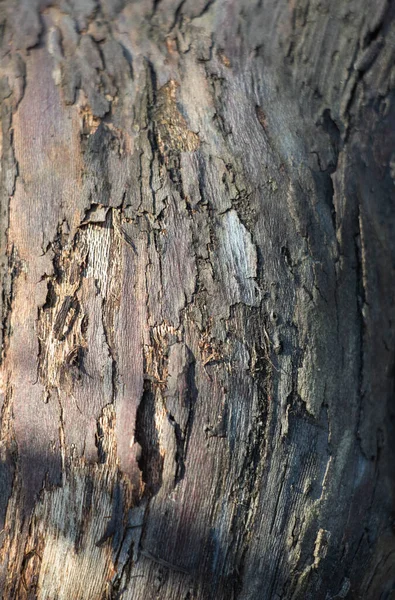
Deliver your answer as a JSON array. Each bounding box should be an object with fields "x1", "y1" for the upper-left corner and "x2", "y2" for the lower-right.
[{"x1": 0, "y1": 0, "x2": 394, "y2": 598}]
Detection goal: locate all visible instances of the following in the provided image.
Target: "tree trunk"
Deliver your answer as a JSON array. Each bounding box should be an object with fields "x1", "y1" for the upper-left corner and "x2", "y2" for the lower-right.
[{"x1": 0, "y1": 1, "x2": 394, "y2": 598}]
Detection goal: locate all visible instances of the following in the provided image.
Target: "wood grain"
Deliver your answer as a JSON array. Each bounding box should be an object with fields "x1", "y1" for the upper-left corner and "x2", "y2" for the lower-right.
[{"x1": 0, "y1": 0, "x2": 394, "y2": 598}]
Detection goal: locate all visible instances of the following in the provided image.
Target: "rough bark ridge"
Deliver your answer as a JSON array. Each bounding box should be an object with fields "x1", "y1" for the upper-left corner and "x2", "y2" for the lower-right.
[{"x1": 0, "y1": 1, "x2": 394, "y2": 598}]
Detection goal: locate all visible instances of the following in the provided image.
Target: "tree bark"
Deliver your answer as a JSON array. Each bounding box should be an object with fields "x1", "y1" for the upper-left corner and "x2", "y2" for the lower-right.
[{"x1": 0, "y1": 0, "x2": 394, "y2": 598}]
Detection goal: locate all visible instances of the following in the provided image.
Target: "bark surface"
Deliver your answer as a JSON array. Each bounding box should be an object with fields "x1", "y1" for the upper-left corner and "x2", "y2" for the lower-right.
[{"x1": 0, "y1": 1, "x2": 394, "y2": 599}]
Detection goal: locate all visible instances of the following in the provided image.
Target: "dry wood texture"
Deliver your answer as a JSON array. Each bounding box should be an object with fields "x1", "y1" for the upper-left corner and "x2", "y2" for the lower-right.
[{"x1": 0, "y1": 0, "x2": 395, "y2": 598}]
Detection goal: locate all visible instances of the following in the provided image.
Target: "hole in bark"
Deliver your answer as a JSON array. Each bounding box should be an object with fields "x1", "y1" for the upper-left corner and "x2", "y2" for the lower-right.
[
  {"x1": 81, "y1": 314, "x2": 89, "y2": 334},
  {"x1": 134, "y1": 380, "x2": 164, "y2": 497},
  {"x1": 42, "y1": 280, "x2": 57, "y2": 311}
]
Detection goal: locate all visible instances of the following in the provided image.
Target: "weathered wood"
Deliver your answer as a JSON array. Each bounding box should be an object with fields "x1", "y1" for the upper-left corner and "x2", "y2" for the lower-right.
[{"x1": 0, "y1": 0, "x2": 394, "y2": 598}]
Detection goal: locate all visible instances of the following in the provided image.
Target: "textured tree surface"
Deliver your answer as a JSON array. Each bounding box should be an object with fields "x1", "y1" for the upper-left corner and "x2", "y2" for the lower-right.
[{"x1": 0, "y1": 0, "x2": 394, "y2": 598}]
